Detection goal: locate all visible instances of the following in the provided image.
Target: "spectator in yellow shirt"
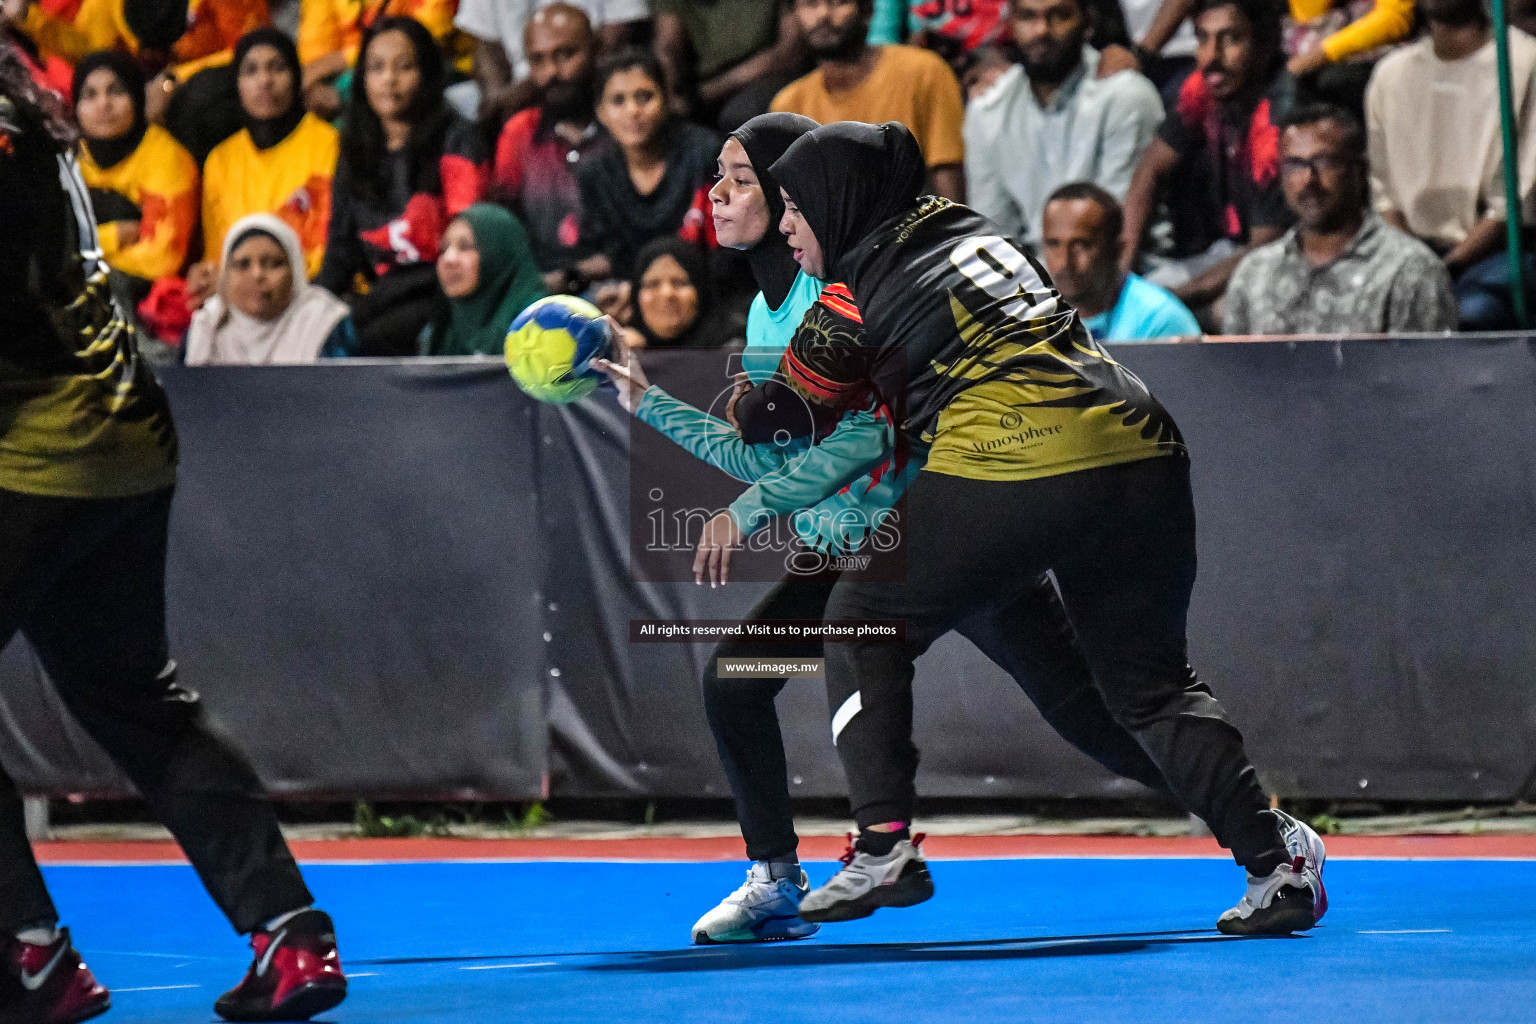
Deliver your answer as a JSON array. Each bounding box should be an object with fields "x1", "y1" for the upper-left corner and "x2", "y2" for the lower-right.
[
  {"x1": 192, "y1": 28, "x2": 339, "y2": 308},
  {"x1": 771, "y1": 0, "x2": 966, "y2": 201},
  {"x1": 72, "y1": 51, "x2": 199, "y2": 293}
]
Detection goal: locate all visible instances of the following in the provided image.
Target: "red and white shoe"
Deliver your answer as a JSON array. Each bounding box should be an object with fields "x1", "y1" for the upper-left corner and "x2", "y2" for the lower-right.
[
  {"x1": 0, "y1": 928, "x2": 111, "y2": 1024},
  {"x1": 214, "y1": 910, "x2": 346, "y2": 1022}
]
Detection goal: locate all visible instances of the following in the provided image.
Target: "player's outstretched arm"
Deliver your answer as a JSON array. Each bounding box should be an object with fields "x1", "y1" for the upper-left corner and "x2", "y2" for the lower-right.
[
  {"x1": 727, "y1": 406, "x2": 895, "y2": 536},
  {"x1": 594, "y1": 327, "x2": 807, "y2": 483}
]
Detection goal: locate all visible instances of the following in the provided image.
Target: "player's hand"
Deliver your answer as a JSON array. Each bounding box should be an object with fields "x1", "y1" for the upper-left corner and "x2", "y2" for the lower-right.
[
  {"x1": 591, "y1": 318, "x2": 650, "y2": 414},
  {"x1": 725, "y1": 373, "x2": 751, "y2": 431},
  {"x1": 693, "y1": 511, "x2": 743, "y2": 588}
]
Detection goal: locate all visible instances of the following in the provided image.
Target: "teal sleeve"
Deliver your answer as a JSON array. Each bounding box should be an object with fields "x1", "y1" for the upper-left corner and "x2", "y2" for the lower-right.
[
  {"x1": 867, "y1": 0, "x2": 907, "y2": 44},
  {"x1": 634, "y1": 385, "x2": 803, "y2": 483},
  {"x1": 728, "y1": 407, "x2": 894, "y2": 533}
]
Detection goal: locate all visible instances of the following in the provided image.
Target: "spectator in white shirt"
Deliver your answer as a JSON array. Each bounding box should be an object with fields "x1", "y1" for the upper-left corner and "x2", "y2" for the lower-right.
[
  {"x1": 1366, "y1": 0, "x2": 1536, "y2": 328},
  {"x1": 963, "y1": 0, "x2": 1163, "y2": 252}
]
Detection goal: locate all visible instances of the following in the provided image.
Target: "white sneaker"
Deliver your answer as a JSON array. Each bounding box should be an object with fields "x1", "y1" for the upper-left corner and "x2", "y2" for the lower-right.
[
  {"x1": 797, "y1": 834, "x2": 934, "y2": 924},
  {"x1": 691, "y1": 863, "x2": 821, "y2": 944},
  {"x1": 1217, "y1": 810, "x2": 1327, "y2": 936},
  {"x1": 1271, "y1": 809, "x2": 1328, "y2": 922}
]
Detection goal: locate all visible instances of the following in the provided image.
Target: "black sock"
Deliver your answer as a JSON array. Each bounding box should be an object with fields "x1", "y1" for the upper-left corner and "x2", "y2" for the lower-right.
[{"x1": 857, "y1": 827, "x2": 909, "y2": 857}]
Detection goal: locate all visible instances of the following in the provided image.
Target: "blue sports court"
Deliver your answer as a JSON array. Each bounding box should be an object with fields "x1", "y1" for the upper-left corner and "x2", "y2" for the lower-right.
[{"x1": 42, "y1": 849, "x2": 1536, "y2": 1024}]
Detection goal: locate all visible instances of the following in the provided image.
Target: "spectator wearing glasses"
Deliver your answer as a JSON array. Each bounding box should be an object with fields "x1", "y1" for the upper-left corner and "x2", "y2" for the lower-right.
[{"x1": 1224, "y1": 104, "x2": 1455, "y2": 335}]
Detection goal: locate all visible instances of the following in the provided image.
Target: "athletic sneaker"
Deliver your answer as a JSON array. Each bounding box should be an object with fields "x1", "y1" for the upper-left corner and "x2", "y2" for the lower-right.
[
  {"x1": 692, "y1": 863, "x2": 821, "y2": 944},
  {"x1": 1217, "y1": 810, "x2": 1328, "y2": 936},
  {"x1": 0, "y1": 927, "x2": 110, "y2": 1024},
  {"x1": 798, "y1": 833, "x2": 935, "y2": 924},
  {"x1": 214, "y1": 909, "x2": 346, "y2": 1022},
  {"x1": 1271, "y1": 809, "x2": 1328, "y2": 922}
]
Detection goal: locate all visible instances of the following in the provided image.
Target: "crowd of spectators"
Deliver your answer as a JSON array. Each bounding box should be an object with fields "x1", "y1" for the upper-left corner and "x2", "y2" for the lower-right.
[{"x1": 4, "y1": 0, "x2": 1532, "y2": 365}]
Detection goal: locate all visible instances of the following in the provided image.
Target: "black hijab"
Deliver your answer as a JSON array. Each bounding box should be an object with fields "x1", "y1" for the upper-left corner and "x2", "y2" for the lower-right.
[
  {"x1": 72, "y1": 51, "x2": 146, "y2": 170},
  {"x1": 729, "y1": 112, "x2": 817, "y2": 311},
  {"x1": 234, "y1": 28, "x2": 306, "y2": 151},
  {"x1": 769, "y1": 120, "x2": 927, "y2": 281},
  {"x1": 630, "y1": 236, "x2": 732, "y2": 348}
]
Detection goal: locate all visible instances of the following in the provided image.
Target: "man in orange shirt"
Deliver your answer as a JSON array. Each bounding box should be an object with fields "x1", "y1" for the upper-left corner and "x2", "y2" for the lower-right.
[{"x1": 771, "y1": 0, "x2": 966, "y2": 201}]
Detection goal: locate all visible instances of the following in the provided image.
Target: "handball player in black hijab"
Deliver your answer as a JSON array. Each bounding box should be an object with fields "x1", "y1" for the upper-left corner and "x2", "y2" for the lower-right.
[
  {"x1": 758, "y1": 121, "x2": 1328, "y2": 938},
  {"x1": 595, "y1": 114, "x2": 1179, "y2": 945}
]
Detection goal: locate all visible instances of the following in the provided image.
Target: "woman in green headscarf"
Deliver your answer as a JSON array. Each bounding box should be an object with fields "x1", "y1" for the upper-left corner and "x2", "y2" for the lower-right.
[{"x1": 426, "y1": 203, "x2": 548, "y2": 356}]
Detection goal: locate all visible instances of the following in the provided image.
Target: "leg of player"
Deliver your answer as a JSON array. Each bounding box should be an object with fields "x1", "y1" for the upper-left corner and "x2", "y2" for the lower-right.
[
  {"x1": 1046, "y1": 457, "x2": 1326, "y2": 936},
  {"x1": 800, "y1": 462, "x2": 1324, "y2": 934},
  {"x1": 955, "y1": 576, "x2": 1177, "y2": 802},
  {"x1": 690, "y1": 570, "x2": 841, "y2": 944},
  {"x1": 0, "y1": 488, "x2": 346, "y2": 1024}
]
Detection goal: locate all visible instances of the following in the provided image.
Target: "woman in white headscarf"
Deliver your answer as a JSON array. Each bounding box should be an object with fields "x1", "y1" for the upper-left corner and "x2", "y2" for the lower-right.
[{"x1": 184, "y1": 213, "x2": 356, "y2": 365}]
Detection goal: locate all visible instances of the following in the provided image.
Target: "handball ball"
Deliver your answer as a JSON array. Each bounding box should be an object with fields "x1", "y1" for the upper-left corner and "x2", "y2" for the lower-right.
[{"x1": 505, "y1": 295, "x2": 613, "y2": 404}]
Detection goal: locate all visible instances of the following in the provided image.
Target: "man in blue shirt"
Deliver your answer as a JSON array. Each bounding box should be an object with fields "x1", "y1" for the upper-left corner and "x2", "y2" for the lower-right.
[{"x1": 1041, "y1": 182, "x2": 1201, "y2": 340}]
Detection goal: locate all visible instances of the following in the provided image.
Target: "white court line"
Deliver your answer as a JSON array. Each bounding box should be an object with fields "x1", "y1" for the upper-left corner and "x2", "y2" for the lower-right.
[
  {"x1": 84, "y1": 950, "x2": 226, "y2": 961},
  {"x1": 349, "y1": 972, "x2": 380, "y2": 977},
  {"x1": 113, "y1": 985, "x2": 200, "y2": 992},
  {"x1": 1358, "y1": 929, "x2": 1453, "y2": 934},
  {"x1": 460, "y1": 962, "x2": 558, "y2": 971}
]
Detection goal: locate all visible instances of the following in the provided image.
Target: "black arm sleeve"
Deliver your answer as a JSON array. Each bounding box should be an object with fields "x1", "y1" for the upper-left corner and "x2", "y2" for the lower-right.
[{"x1": 734, "y1": 296, "x2": 872, "y2": 444}]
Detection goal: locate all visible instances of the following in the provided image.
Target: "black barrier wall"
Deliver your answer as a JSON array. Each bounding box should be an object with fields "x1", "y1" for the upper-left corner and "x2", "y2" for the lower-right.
[{"x1": 2, "y1": 337, "x2": 1534, "y2": 802}]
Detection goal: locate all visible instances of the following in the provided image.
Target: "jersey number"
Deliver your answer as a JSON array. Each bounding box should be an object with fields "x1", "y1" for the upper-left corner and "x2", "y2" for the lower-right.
[{"x1": 948, "y1": 235, "x2": 1047, "y2": 321}]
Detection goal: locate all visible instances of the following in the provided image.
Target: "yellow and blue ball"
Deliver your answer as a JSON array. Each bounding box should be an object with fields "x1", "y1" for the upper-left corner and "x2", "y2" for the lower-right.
[{"x1": 504, "y1": 295, "x2": 613, "y2": 404}]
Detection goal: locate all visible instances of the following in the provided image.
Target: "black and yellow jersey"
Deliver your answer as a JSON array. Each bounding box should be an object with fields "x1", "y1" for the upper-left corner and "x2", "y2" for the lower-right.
[
  {"x1": 0, "y1": 95, "x2": 176, "y2": 499},
  {"x1": 745, "y1": 198, "x2": 1184, "y2": 482}
]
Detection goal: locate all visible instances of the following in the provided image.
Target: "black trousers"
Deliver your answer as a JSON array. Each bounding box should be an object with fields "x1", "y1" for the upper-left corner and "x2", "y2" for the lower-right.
[
  {"x1": 701, "y1": 561, "x2": 1176, "y2": 862},
  {"x1": 823, "y1": 456, "x2": 1286, "y2": 876},
  {"x1": 0, "y1": 486, "x2": 312, "y2": 936}
]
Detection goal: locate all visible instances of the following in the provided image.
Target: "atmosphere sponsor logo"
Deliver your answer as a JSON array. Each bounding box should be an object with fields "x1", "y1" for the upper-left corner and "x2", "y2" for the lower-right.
[{"x1": 973, "y1": 423, "x2": 1062, "y2": 452}]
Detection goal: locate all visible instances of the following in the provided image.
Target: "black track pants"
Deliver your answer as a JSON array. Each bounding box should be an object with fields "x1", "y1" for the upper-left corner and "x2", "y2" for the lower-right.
[
  {"x1": 0, "y1": 486, "x2": 313, "y2": 936},
  {"x1": 701, "y1": 561, "x2": 1176, "y2": 861},
  {"x1": 822, "y1": 456, "x2": 1286, "y2": 876}
]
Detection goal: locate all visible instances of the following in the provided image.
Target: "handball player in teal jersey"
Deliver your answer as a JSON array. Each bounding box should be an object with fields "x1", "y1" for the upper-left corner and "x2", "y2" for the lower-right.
[{"x1": 596, "y1": 113, "x2": 1178, "y2": 944}]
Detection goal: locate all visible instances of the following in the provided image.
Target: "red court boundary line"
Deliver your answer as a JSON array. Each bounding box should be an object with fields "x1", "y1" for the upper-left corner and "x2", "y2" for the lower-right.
[{"x1": 32, "y1": 833, "x2": 1536, "y2": 864}]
